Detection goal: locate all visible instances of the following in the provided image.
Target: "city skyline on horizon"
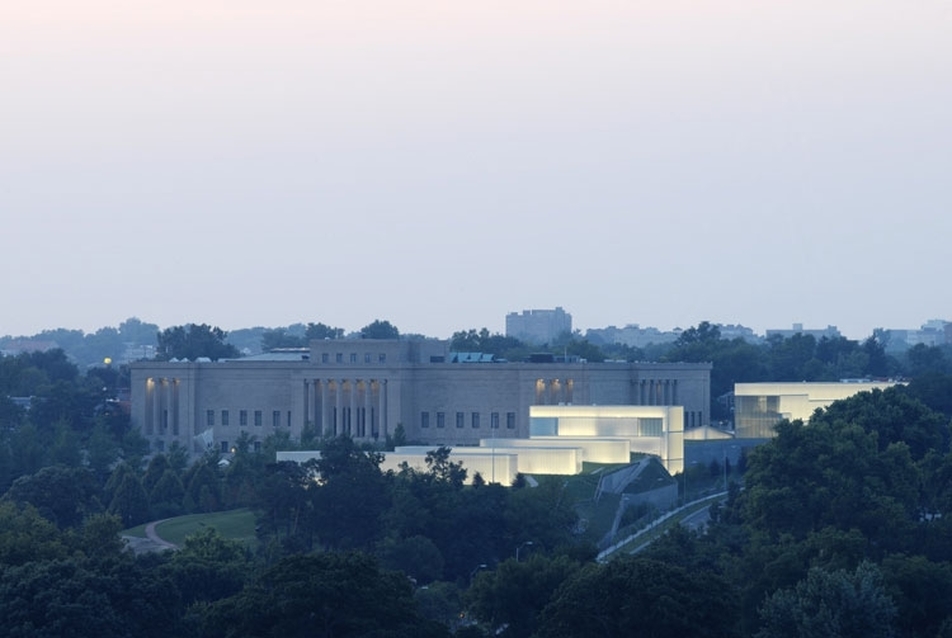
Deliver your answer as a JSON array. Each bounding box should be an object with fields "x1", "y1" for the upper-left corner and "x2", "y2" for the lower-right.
[{"x1": 3, "y1": 310, "x2": 949, "y2": 346}]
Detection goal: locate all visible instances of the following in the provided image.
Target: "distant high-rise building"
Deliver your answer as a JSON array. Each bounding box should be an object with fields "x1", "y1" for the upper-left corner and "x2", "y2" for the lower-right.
[
  {"x1": 506, "y1": 307, "x2": 572, "y2": 345},
  {"x1": 765, "y1": 323, "x2": 842, "y2": 341},
  {"x1": 874, "y1": 319, "x2": 950, "y2": 352}
]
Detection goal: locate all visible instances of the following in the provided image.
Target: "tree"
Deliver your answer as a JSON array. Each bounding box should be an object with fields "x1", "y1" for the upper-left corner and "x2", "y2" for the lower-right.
[
  {"x1": 108, "y1": 472, "x2": 151, "y2": 527},
  {"x1": 306, "y1": 322, "x2": 345, "y2": 341},
  {"x1": 0, "y1": 554, "x2": 184, "y2": 638},
  {"x1": 0, "y1": 501, "x2": 69, "y2": 566},
  {"x1": 812, "y1": 387, "x2": 949, "y2": 460},
  {"x1": 906, "y1": 344, "x2": 949, "y2": 377},
  {"x1": 156, "y1": 323, "x2": 240, "y2": 361},
  {"x1": 261, "y1": 328, "x2": 306, "y2": 351},
  {"x1": 425, "y1": 446, "x2": 467, "y2": 488},
  {"x1": 309, "y1": 436, "x2": 391, "y2": 550},
  {"x1": 881, "y1": 553, "x2": 952, "y2": 638},
  {"x1": 149, "y1": 468, "x2": 186, "y2": 519},
  {"x1": 86, "y1": 420, "x2": 120, "y2": 480},
  {"x1": 2, "y1": 465, "x2": 102, "y2": 528},
  {"x1": 377, "y1": 534, "x2": 446, "y2": 585},
  {"x1": 466, "y1": 553, "x2": 582, "y2": 638},
  {"x1": 756, "y1": 562, "x2": 898, "y2": 638},
  {"x1": 163, "y1": 527, "x2": 251, "y2": 606},
  {"x1": 184, "y1": 461, "x2": 222, "y2": 513},
  {"x1": 536, "y1": 557, "x2": 739, "y2": 638},
  {"x1": 201, "y1": 552, "x2": 448, "y2": 638},
  {"x1": 360, "y1": 319, "x2": 400, "y2": 340}
]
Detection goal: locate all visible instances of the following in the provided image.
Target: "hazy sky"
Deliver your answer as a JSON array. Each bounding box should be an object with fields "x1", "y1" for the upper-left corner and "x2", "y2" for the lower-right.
[{"x1": 3, "y1": 1, "x2": 950, "y2": 341}]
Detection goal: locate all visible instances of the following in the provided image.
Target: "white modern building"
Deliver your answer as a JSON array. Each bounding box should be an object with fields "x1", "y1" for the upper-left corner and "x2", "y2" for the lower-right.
[
  {"x1": 733, "y1": 381, "x2": 900, "y2": 438},
  {"x1": 529, "y1": 404, "x2": 685, "y2": 474},
  {"x1": 276, "y1": 403, "x2": 686, "y2": 484}
]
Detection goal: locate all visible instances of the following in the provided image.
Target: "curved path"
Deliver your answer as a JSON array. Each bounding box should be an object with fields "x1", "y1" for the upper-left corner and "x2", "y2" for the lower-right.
[
  {"x1": 122, "y1": 518, "x2": 179, "y2": 554},
  {"x1": 144, "y1": 518, "x2": 179, "y2": 550}
]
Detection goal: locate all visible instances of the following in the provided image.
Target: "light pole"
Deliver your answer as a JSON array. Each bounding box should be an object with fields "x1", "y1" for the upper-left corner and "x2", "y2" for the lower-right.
[
  {"x1": 516, "y1": 541, "x2": 534, "y2": 561},
  {"x1": 724, "y1": 444, "x2": 737, "y2": 489}
]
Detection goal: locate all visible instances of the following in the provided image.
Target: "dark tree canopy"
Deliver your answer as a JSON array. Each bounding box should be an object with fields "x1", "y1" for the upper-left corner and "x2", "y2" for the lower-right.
[
  {"x1": 359, "y1": 319, "x2": 400, "y2": 340},
  {"x1": 305, "y1": 322, "x2": 345, "y2": 340},
  {"x1": 156, "y1": 323, "x2": 240, "y2": 361},
  {"x1": 536, "y1": 557, "x2": 739, "y2": 638}
]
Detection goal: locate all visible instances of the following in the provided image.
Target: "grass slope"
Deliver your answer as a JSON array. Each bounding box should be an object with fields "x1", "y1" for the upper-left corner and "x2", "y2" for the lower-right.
[{"x1": 123, "y1": 508, "x2": 257, "y2": 546}]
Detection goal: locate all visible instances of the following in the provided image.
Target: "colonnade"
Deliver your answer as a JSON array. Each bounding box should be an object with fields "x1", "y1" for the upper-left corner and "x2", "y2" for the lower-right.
[
  {"x1": 143, "y1": 377, "x2": 180, "y2": 436},
  {"x1": 303, "y1": 378, "x2": 388, "y2": 439},
  {"x1": 637, "y1": 379, "x2": 678, "y2": 406},
  {"x1": 534, "y1": 378, "x2": 575, "y2": 405}
]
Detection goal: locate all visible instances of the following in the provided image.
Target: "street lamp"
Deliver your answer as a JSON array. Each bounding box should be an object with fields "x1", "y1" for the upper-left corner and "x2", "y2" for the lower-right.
[
  {"x1": 516, "y1": 541, "x2": 534, "y2": 561},
  {"x1": 724, "y1": 444, "x2": 737, "y2": 489}
]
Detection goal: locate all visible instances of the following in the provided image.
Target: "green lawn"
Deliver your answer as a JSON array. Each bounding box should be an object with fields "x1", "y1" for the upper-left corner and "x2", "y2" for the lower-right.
[{"x1": 122, "y1": 508, "x2": 257, "y2": 546}]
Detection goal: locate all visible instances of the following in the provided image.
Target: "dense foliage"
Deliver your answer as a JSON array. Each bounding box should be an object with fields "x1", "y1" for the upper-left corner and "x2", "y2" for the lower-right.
[{"x1": 4, "y1": 326, "x2": 952, "y2": 637}]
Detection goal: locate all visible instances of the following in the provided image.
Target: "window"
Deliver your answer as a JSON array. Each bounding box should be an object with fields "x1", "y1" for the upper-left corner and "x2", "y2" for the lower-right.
[
  {"x1": 254, "y1": 441, "x2": 262, "y2": 452},
  {"x1": 273, "y1": 410, "x2": 281, "y2": 427},
  {"x1": 506, "y1": 412, "x2": 516, "y2": 429},
  {"x1": 471, "y1": 412, "x2": 480, "y2": 428},
  {"x1": 456, "y1": 411, "x2": 465, "y2": 428},
  {"x1": 239, "y1": 410, "x2": 248, "y2": 426},
  {"x1": 335, "y1": 353, "x2": 343, "y2": 363},
  {"x1": 437, "y1": 412, "x2": 445, "y2": 428},
  {"x1": 350, "y1": 352, "x2": 357, "y2": 363},
  {"x1": 221, "y1": 441, "x2": 229, "y2": 453},
  {"x1": 254, "y1": 410, "x2": 262, "y2": 427},
  {"x1": 421, "y1": 411, "x2": 430, "y2": 428},
  {"x1": 491, "y1": 412, "x2": 500, "y2": 429},
  {"x1": 221, "y1": 410, "x2": 229, "y2": 426},
  {"x1": 364, "y1": 353, "x2": 372, "y2": 363},
  {"x1": 287, "y1": 411, "x2": 292, "y2": 427},
  {"x1": 321, "y1": 353, "x2": 329, "y2": 363},
  {"x1": 638, "y1": 417, "x2": 663, "y2": 436},
  {"x1": 378, "y1": 353, "x2": 386, "y2": 363},
  {"x1": 206, "y1": 409, "x2": 215, "y2": 427}
]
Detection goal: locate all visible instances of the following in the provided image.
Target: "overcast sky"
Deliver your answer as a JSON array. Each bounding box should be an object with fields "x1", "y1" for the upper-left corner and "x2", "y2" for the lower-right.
[{"x1": 2, "y1": 1, "x2": 950, "y2": 342}]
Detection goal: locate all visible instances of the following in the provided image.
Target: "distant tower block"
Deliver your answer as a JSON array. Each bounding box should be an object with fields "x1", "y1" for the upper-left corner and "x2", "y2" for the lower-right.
[{"x1": 506, "y1": 307, "x2": 572, "y2": 345}]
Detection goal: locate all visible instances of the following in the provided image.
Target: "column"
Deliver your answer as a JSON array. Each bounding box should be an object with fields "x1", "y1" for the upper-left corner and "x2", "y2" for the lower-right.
[{"x1": 382, "y1": 379, "x2": 389, "y2": 438}]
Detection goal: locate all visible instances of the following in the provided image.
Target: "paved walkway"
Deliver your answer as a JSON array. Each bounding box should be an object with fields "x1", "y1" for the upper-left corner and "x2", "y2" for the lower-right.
[{"x1": 121, "y1": 519, "x2": 178, "y2": 554}]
